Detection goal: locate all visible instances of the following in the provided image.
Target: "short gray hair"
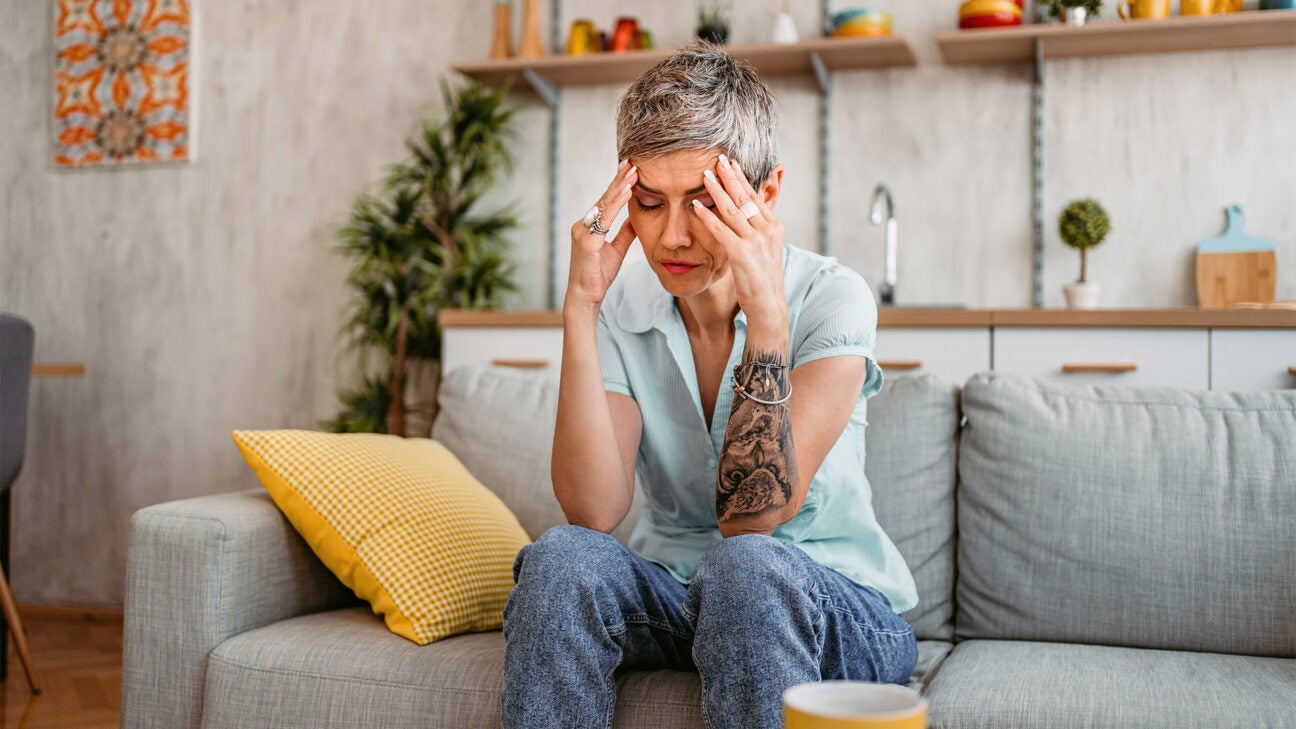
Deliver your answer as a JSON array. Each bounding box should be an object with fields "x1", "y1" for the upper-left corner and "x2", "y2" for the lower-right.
[{"x1": 616, "y1": 43, "x2": 779, "y2": 186}]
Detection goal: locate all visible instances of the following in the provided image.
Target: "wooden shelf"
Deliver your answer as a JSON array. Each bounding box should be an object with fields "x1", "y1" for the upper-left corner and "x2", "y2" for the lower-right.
[
  {"x1": 453, "y1": 36, "x2": 917, "y2": 90},
  {"x1": 937, "y1": 10, "x2": 1296, "y2": 65},
  {"x1": 439, "y1": 308, "x2": 1296, "y2": 329}
]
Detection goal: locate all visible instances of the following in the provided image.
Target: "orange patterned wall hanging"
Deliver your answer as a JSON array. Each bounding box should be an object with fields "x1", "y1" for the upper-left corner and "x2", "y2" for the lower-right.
[{"x1": 54, "y1": 0, "x2": 193, "y2": 168}]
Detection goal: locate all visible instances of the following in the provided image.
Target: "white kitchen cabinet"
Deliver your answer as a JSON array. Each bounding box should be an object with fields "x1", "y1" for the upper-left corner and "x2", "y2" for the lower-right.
[
  {"x1": 440, "y1": 326, "x2": 563, "y2": 377},
  {"x1": 872, "y1": 327, "x2": 991, "y2": 387},
  {"x1": 1210, "y1": 329, "x2": 1296, "y2": 392},
  {"x1": 992, "y1": 328, "x2": 1210, "y2": 390}
]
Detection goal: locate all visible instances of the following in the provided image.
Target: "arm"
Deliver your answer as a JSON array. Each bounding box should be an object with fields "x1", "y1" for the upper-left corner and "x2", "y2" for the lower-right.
[
  {"x1": 716, "y1": 328, "x2": 868, "y2": 537},
  {"x1": 551, "y1": 306, "x2": 643, "y2": 533},
  {"x1": 693, "y1": 154, "x2": 869, "y2": 537},
  {"x1": 551, "y1": 161, "x2": 644, "y2": 533}
]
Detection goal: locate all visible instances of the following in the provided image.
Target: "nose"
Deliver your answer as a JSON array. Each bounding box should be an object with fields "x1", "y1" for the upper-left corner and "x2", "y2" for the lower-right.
[{"x1": 659, "y1": 206, "x2": 693, "y2": 250}]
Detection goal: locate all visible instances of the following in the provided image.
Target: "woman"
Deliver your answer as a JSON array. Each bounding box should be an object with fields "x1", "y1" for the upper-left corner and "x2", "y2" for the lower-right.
[{"x1": 502, "y1": 44, "x2": 918, "y2": 729}]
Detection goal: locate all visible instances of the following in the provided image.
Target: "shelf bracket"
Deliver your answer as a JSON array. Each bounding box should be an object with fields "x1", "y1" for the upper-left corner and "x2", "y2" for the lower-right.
[
  {"x1": 808, "y1": 50, "x2": 830, "y2": 96},
  {"x1": 522, "y1": 69, "x2": 559, "y2": 109},
  {"x1": 1030, "y1": 37, "x2": 1045, "y2": 308}
]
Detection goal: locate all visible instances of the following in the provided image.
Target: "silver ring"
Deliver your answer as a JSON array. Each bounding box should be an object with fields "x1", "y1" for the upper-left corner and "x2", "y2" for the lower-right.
[
  {"x1": 583, "y1": 204, "x2": 609, "y2": 235},
  {"x1": 740, "y1": 201, "x2": 760, "y2": 219}
]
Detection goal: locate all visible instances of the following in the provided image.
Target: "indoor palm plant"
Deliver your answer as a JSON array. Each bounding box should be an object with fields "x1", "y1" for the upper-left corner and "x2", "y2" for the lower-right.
[
  {"x1": 325, "y1": 80, "x2": 518, "y2": 436},
  {"x1": 1058, "y1": 198, "x2": 1112, "y2": 309}
]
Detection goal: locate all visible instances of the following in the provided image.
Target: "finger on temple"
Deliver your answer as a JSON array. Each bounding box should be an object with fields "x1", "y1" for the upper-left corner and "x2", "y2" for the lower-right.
[
  {"x1": 731, "y1": 160, "x2": 772, "y2": 216},
  {"x1": 701, "y1": 168, "x2": 750, "y2": 232}
]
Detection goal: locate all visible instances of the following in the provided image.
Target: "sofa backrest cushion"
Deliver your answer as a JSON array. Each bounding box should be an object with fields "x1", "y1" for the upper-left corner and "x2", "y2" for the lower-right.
[
  {"x1": 956, "y1": 372, "x2": 1296, "y2": 657},
  {"x1": 865, "y1": 374, "x2": 961, "y2": 642},
  {"x1": 432, "y1": 366, "x2": 643, "y2": 545}
]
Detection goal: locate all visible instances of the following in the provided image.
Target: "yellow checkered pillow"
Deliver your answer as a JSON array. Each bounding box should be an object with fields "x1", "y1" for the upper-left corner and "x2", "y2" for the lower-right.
[{"x1": 231, "y1": 429, "x2": 530, "y2": 645}]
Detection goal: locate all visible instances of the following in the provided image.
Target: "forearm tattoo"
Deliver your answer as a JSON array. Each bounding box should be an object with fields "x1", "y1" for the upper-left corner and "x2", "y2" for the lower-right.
[{"x1": 716, "y1": 347, "x2": 799, "y2": 527}]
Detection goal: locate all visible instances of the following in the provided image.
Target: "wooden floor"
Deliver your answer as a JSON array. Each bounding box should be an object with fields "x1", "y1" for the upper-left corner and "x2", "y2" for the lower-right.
[{"x1": 0, "y1": 607, "x2": 122, "y2": 729}]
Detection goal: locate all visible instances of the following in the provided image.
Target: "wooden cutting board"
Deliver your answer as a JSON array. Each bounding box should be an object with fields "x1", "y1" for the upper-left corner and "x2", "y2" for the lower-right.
[{"x1": 1196, "y1": 205, "x2": 1277, "y2": 309}]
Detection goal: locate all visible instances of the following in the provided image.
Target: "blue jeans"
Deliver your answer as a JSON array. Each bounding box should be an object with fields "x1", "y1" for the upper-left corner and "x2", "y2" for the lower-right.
[{"x1": 501, "y1": 525, "x2": 917, "y2": 729}]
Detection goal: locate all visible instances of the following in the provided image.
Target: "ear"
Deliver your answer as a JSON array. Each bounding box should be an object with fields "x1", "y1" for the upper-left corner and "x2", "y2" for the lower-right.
[{"x1": 759, "y1": 164, "x2": 784, "y2": 209}]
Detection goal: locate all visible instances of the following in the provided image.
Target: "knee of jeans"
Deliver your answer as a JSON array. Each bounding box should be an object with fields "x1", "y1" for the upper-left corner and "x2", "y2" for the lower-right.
[
  {"x1": 687, "y1": 535, "x2": 808, "y2": 611},
  {"x1": 509, "y1": 525, "x2": 621, "y2": 604}
]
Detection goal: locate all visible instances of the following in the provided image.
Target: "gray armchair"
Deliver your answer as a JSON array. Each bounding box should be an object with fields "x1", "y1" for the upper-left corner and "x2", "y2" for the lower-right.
[{"x1": 0, "y1": 313, "x2": 40, "y2": 693}]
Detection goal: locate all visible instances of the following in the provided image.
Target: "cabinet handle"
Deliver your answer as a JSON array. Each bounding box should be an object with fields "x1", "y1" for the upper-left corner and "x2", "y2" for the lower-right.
[
  {"x1": 490, "y1": 358, "x2": 550, "y2": 369},
  {"x1": 877, "y1": 360, "x2": 923, "y2": 371},
  {"x1": 1061, "y1": 363, "x2": 1137, "y2": 374}
]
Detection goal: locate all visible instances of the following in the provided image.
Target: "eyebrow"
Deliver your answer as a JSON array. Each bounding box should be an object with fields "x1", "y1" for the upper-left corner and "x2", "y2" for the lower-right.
[{"x1": 635, "y1": 181, "x2": 707, "y2": 196}]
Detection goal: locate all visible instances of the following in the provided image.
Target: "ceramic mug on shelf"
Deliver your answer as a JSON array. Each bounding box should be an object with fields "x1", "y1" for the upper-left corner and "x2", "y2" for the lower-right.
[
  {"x1": 1117, "y1": 0, "x2": 1170, "y2": 19},
  {"x1": 566, "y1": 19, "x2": 600, "y2": 55},
  {"x1": 1181, "y1": 0, "x2": 1234, "y2": 14},
  {"x1": 784, "y1": 682, "x2": 928, "y2": 729},
  {"x1": 1260, "y1": 0, "x2": 1295, "y2": 8}
]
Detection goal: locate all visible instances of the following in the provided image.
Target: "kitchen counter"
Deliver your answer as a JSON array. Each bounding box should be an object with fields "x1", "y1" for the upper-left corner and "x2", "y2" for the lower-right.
[{"x1": 439, "y1": 308, "x2": 1296, "y2": 329}]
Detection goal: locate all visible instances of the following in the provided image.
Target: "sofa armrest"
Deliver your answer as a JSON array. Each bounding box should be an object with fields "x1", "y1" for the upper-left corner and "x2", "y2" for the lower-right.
[{"x1": 120, "y1": 489, "x2": 358, "y2": 729}]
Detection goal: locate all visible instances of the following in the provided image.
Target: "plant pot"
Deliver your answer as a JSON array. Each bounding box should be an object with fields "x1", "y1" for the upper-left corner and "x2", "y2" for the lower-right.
[
  {"x1": 1064, "y1": 281, "x2": 1102, "y2": 309},
  {"x1": 1063, "y1": 6, "x2": 1089, "y2": 24},
  {"x1": 771, "y1": 12, "x2": 799, "y2": 43},
  {"x1": 698, "y1": 25, "x2": 729, "y2": 44}
]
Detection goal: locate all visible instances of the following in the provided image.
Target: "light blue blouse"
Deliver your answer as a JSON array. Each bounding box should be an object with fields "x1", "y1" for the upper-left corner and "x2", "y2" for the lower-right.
[{"x1": 596, "y1": 244, "x2": 918, "y2": 614}]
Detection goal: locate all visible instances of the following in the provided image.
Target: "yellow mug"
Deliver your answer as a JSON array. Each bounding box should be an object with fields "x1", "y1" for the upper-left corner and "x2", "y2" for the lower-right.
[
  {"x1": 784, "y1": 682, "x2": 928, "y2": 729},
  {"x1": 1118, "y1": 0, "x2": 1170, "y2": 18},
  {"x1": 1181, "y1": 0, "x2": 1235, "y2": 13}
]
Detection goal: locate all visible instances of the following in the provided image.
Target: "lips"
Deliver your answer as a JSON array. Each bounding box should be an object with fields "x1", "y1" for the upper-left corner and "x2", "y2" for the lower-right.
[{"x1": 660, "y1": 260, "x2": 701, "y2": 275}]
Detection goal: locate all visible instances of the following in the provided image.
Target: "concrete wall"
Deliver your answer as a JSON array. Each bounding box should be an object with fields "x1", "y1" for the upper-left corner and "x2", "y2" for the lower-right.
[{"x1": 1, "y1": 0, "x2": 1292, "y2": 607}]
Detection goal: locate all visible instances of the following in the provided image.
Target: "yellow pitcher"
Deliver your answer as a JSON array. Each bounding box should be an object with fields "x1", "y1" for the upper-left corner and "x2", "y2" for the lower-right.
[
  {"x1": 1181, "y1": 0, "x2": 1238, "y2": 14},
  {"x1": 1118, "y1": 0, "x2": 1170, "y2": 19}
]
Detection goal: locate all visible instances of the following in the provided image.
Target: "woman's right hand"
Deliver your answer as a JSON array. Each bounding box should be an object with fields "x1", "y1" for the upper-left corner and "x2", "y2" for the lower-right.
[{"x1": 565, "y1": 161, "x2": 639, "y2": 311}]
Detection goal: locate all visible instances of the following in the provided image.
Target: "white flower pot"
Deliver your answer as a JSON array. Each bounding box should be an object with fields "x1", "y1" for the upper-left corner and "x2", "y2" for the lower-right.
[
  {"x1": 771, "y1": 12, "x2": 799, "y2": 44},
  {"x1": 1064, "y1": 281, "x2": 1102, "y2": 309}
]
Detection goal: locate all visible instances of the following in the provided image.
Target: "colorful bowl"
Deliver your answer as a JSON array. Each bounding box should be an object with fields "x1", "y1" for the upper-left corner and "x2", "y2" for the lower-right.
[
  {"x1": 959, "y1": 11, "x2": 1023, "y2": 28},
  {"x1": 958, "y1": 0, "x2": 1022, "y2": 18},
  {"x1": 958, "y1": 0, "x2": 1023, "y2": 28},
  {"x1": 831, "y1": 8, "x2": 893, "y2": 36}
]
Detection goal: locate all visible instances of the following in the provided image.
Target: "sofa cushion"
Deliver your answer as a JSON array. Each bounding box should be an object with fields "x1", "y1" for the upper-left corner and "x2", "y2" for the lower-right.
[
  {"x1": 201, "y1": 607, "x2": 954, "y2": 729},
  {"x1": 923, "y1": 640, "x2": 1296, "y2": 729},
  {"x1": 956, "y1": 373, "x2": 1296, "y2": 656},
  {"x1": 231, "y1": 430, "x2": 530, "y2": 645},
  {"x1": 865, "y1": 374, "x2": 961, "y2": 642},
  {"x1": 433, "y1": 366, "x2": 643, "y2": 545}
]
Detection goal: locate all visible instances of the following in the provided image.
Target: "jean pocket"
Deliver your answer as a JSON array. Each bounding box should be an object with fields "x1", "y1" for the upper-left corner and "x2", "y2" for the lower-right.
[{"x1": 862, "y1": 623, "x2": 918, "y2": 685}]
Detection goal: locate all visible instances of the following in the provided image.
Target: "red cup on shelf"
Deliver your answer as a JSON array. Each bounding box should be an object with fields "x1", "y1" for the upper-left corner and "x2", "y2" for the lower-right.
[{"x1": 610, "y1": 17, "x2": 639, "y2": 52}]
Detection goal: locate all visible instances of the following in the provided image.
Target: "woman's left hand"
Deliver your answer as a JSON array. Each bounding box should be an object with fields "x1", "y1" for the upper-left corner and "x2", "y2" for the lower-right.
[{"x1": 691, "y1": 155, "x2": 788, "y2": 329}]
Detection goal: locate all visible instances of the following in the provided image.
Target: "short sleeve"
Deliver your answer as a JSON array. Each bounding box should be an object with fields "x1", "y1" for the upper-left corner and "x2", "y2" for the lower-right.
[
  {"x1": 596, "y1": 309, "x2": 634, "y2": 398},
  {"x1": 791, "y1": 263, "x2": 884, "y2": 398}
]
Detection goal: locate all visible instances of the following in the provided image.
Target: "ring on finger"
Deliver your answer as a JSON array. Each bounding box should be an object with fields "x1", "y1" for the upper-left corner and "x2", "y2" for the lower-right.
[
  {"x1": 739, "y1": 201, "x2": 761, "y2": 220},
  {"x1": 583, "y1": 204, "x2": 610, "y2": 235}
]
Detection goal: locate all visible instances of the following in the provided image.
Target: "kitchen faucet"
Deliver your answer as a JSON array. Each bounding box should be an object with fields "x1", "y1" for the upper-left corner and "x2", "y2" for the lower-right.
[{"x1": 869, "y1": 184, "x2": 897, "y2": 306}]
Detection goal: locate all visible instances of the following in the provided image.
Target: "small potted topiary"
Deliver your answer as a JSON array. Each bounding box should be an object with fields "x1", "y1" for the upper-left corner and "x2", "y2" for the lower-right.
[
  {"x1": 697, "y1": 0, "x2": 731, "y2": 44},
  {"x1": 1046, "y1": 0, "x2": 1102, "y2": 24},
  {"x1": 1058, "y1": 198, "x2": 1111, "y2": 309}
]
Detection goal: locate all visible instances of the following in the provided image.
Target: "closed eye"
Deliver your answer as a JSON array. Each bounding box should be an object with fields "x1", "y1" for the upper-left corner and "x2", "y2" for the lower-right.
[{"x1": 632, "y1": 196, "x2": 715, "y2": 213}]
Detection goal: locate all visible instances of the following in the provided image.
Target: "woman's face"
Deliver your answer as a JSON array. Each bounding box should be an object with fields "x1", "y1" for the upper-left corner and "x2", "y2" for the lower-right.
[{"x1": 628, "y1": 149, "x2": 780, "y2": 300}]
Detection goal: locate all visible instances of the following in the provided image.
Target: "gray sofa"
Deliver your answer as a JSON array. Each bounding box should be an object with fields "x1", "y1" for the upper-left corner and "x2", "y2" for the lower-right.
[{"x1": 121, "y1": 367, "x2": 1296, "y2": 728}]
